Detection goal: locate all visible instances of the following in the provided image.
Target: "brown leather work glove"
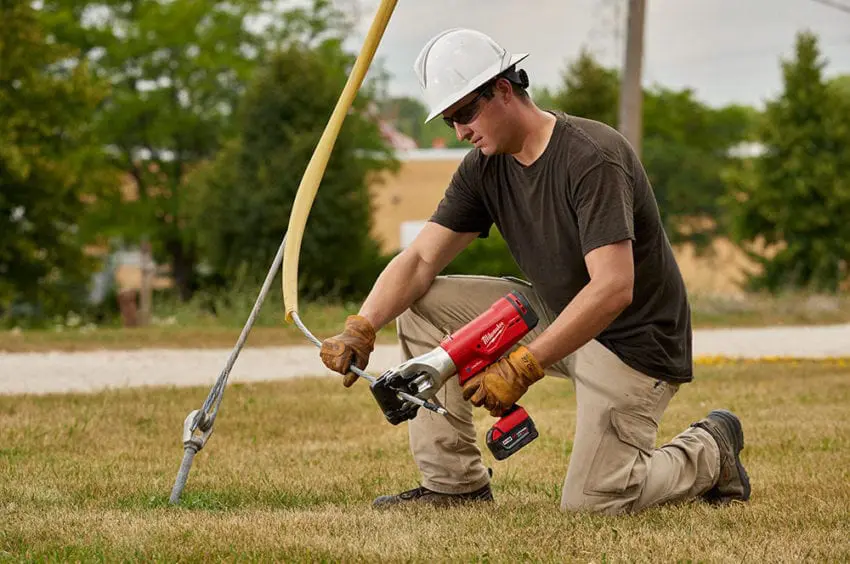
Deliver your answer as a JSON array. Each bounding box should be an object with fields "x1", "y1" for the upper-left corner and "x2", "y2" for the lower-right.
[
  {"x1": 320, "y1": 315, "x2": 376, "y2": 387},
  {"x1": 461, "y1": 346, "x2": 545, "y2": 417}
]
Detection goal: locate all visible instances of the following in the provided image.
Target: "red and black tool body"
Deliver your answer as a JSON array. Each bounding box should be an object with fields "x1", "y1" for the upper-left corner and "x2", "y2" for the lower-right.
[
  {"x1": 443, "y1": 291, "x2": 539, "y2": 459},
  {"x1": 370, "y1": 291, "x2": 540, "y2": 459}
]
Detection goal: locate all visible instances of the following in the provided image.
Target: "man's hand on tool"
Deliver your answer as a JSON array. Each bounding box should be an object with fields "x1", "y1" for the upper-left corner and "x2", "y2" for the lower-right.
[
  {"x1": 461, "y1": 345, "x2": 545, "y2": 417},
  {"x1": 320, "y1": 315, "x2": 377, "y2": 387}
]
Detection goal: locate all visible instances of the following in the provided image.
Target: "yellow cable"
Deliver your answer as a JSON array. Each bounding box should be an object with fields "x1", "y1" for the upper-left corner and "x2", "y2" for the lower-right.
[{"x1": 282, "y1": 0, "x2": 399, "y2": 322}]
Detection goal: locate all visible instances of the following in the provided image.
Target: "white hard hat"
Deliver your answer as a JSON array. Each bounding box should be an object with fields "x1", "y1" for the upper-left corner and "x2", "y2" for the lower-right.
[{"x1": 414, "y1": 28, "x2": 529, "y2": 123}]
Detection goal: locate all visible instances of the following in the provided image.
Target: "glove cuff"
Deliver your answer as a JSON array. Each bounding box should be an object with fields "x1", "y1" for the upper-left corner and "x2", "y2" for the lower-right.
[
  {"x1": 511, "y1": 345, "x2": 545, "y2": 383},
  {"x1": 345, "y1": 314, "x2": 376, "y2": 342}
]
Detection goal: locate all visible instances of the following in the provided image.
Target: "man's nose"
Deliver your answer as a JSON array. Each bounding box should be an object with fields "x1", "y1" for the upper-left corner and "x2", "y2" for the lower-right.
[{"x1": 454, "y1": 123, "x2": 472, "y2": 142}]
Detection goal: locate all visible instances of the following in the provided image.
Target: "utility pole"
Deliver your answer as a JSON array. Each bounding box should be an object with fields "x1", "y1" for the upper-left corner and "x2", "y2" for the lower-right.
[{"x1": 618, "y1": 0, "x2": 646, "y2": 158}]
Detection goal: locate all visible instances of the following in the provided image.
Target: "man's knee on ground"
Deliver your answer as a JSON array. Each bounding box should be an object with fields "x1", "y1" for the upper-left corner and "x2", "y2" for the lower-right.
[
  {"x1": 560, "y1": 408, "x2": 657, "y2": 515},
  {"x1": 560, "y1": 491, "x2": 636, "y2": 516}
]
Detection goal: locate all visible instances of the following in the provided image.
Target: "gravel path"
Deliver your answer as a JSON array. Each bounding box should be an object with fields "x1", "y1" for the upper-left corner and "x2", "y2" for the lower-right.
[{"x1": 2, "y1": 324, "x2": 849, "y2": 395}]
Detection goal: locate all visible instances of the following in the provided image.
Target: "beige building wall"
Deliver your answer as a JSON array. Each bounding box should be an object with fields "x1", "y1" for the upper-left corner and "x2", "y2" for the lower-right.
[
  {"x1": 369, "y1": 149, "x2": 755, "y2": 296},
  {"x1": 370, "y1": 149, "x2": 469, "y2": 251}
]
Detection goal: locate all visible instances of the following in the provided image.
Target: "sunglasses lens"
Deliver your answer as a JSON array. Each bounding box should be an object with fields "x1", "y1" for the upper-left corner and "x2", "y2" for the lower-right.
[
  {"x1": 444, "y1": 106, "x2": 473, "y2": 129},
  {"x1": 443, "y1": 86, "x2": 489, "y2": 129},
  {"x1": 453, "y1": 107, "x2": 474, "y2": 125}
]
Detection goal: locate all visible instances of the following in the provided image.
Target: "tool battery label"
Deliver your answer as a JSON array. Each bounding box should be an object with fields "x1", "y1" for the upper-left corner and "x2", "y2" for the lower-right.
[{"x1": 500, "y1": 426, "x2": 529, "y2": 448}]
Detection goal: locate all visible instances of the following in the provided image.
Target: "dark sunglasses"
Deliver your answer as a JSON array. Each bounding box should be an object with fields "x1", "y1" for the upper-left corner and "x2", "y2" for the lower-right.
[{"x1": 442, "y1": 85, "x2": 492, "y2": 129}]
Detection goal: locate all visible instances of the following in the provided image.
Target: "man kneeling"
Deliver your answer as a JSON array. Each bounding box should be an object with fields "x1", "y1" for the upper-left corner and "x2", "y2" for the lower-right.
[{"x1": 319, "y1": 28, "x2": 750, "y2": 515}]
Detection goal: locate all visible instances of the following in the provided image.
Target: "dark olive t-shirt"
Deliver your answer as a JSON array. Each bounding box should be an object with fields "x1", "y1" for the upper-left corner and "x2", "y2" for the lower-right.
[{"x1": 430, "y1": 111, "x2": 693, "y2": 383}]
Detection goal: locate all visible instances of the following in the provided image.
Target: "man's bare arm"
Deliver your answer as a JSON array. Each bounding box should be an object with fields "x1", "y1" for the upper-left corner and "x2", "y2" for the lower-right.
[
  {"x1": 358, "y1": 222, "x2": 479, "y2": 330},
  {"x1": 526, "y1": 240, "x2": 635, "y2": 368}
]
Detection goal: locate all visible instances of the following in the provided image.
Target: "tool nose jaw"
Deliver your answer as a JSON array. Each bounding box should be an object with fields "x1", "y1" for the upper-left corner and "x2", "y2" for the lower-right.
[{"x1": 369, "y1": 348, "x2": 456, "y2": 424}]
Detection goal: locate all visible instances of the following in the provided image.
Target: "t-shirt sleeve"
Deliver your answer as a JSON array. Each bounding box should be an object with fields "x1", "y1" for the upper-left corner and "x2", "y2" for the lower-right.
[
  {"x1": 429, "y1": 154, "x2": 493, "y2": 238},
  {"x1": 571, "y1": 161, "x2": 635, "y2": 255}
]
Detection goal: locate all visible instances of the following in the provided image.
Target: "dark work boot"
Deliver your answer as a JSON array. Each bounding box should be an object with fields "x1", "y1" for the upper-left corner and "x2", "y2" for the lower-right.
[
  {"x1": 691, "y1": 409, "x2": 752, "y2": 505},
  {"x1": 372, "y1": 483, "x2": 493, "y2": 509}
]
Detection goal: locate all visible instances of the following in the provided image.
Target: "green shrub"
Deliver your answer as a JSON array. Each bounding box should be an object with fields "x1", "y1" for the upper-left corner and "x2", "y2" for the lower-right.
[{"x1": 443, "y1": 229, "x2": 526, "y2": 279}]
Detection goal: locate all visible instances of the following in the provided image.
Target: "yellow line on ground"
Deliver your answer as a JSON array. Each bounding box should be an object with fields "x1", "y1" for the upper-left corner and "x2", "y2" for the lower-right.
[{"x1": 695, "y1": 355, "x2": 850, "y2": 366}]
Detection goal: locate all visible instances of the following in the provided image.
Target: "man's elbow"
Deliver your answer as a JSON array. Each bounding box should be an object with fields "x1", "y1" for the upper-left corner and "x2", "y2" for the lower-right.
[
  {"x1": 394, "y1": 248, "x2": 437, "y2": 291},
  {"x1": 616, "y1": 284, "x2": 634, "y2": 311},
  {"x1": 604, "y1": 277, "x2": 634, "y2": 314}
]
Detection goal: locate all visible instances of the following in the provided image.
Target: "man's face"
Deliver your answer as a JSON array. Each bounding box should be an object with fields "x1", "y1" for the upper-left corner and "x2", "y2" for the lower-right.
[{"x1": 441, "y1": 82, "x2": 509, "y2": 155}]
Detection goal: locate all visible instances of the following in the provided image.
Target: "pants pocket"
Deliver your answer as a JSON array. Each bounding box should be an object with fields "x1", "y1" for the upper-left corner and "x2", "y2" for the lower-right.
[{"x1": 583, "y1": 409, "x2": 657, "y2": 496}]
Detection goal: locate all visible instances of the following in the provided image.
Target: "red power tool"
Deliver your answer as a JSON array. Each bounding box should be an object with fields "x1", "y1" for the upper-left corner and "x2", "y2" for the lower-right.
[{"x1": 370, "y1": 291, "x2": 540, "y2": 460}]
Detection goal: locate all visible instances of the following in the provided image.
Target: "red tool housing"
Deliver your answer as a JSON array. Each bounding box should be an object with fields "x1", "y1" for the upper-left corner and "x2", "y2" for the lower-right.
[{"x1": 439, "y1": 291, "x2": 539, "y2": 384}]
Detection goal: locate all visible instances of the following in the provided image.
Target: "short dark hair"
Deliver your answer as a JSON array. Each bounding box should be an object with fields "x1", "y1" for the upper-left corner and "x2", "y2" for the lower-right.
[
  {"x1": 509, "y1": 80, "x2": 530, "y2": 99},
  {"x1": 479, "y1": 66, "x2": 530, "y2": 100}
]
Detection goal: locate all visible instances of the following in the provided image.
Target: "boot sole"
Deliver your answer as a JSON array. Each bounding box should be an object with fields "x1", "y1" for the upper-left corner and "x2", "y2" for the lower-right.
[{"x1": 708, "y1": 409, "x2": 751, "y2": 502}]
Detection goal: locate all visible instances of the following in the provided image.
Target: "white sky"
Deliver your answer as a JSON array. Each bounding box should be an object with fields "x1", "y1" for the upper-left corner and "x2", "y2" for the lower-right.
[{"x1": 346, "y1": 0, "x2": 850, "y2": 109}]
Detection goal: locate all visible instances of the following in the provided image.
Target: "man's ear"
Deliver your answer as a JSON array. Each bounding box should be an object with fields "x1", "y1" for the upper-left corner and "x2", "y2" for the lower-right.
[{"x1": 495, "y1": 77, "x2": 513, "y2": 103}]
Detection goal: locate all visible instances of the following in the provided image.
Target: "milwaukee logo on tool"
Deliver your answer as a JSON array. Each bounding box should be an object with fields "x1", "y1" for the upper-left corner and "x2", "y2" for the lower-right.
[{"x1": 481, "y1": 322, "x2": 506, "y2": 348}]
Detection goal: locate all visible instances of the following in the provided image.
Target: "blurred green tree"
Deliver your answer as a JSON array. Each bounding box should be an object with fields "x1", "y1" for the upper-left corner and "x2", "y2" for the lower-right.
[
  {"x1": 0, "y1": 2, "x2": 116, "y2": 324},
  {"x1": 643, "y1": 88, "x2": 757, "y2": 248},
  {"x1": 552, "y1": 49, "x2": 620, "y2": 127},
  {"x1": 187, "y1": 41, "x2": 395, "y2": 300},
  {"x1": 379, "y1": 96, "x2": 428, "y2": 146},
  {"x1": 39, "y1": 0, "x2": 350, "y2": 300},
  {"x1": 829, "y1": 74, "x2": 850, "y2": 99},
  {"x1": 530, "y1": 85, "x2": 558, "y2": 111},
  {"x1": 724, "y1": 32, "x2": 850, "y2": 292}
]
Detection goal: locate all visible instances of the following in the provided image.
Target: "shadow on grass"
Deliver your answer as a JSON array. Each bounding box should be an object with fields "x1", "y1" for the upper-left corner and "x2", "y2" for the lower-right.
[{"x1": 116, "y1": 486, "x2": 361, "y2": 512}]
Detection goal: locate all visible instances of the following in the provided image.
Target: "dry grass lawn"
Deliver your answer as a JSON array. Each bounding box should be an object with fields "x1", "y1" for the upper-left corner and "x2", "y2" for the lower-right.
[{"x1": 1, "y1": 360, "x2": 849, "y2": 561}]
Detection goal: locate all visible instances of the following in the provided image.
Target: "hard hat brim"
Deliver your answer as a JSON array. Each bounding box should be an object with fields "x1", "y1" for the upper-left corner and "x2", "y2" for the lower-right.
[{"x1": 424, "y1": 53, "x2": 529, "y2": 123}]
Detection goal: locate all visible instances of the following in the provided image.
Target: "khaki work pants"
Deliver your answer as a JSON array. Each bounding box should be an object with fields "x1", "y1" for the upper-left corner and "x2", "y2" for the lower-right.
[{"x1": 397, "y1": 275, "x2": 721, "y2": 515}]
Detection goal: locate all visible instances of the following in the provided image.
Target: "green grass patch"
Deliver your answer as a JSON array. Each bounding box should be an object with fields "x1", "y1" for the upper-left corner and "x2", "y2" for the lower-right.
[{"x1": 1, "y1": 362, "x2": 848, "y2": 560}]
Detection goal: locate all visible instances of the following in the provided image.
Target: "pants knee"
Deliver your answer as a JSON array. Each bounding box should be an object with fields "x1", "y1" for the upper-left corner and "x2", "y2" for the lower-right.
[
  {"x1": 395, "y1": 287, "x2": 440, "y2": 336},
  {"x1": 560, "y1": 491, "x2": 635, "y2": 516}
]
